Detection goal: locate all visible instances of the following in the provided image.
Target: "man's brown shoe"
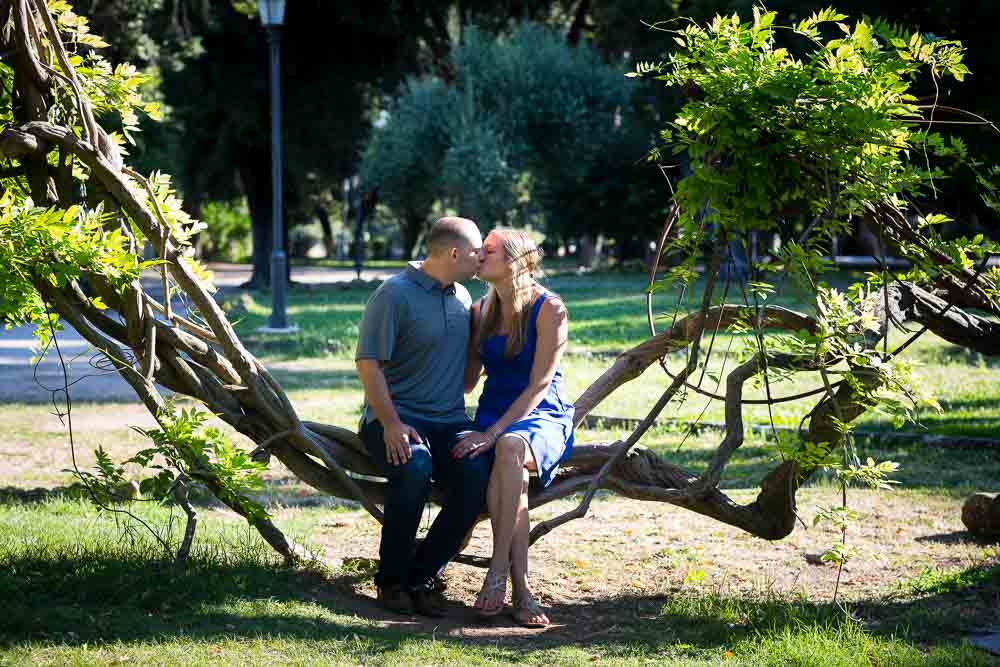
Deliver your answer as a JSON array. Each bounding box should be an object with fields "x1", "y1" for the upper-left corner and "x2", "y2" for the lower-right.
[
  {"x1": 411, "y1": 588, "x2": 447, "y2": 618},
  {"x1": 376, "y1": 586, "x2": 413, "y2": 614}
]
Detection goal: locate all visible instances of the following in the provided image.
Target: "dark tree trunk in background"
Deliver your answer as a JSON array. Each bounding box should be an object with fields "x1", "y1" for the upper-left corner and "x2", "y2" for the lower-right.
[
  {"x1": 401, "y1": 211, "x2": 424, "y2": 260},
  {"x1": 242, "y1": 161, "x2": 272, "y2": 288},
  {"x1": 316, "y1": 206, "x2": 335, "y2": 258},
  {"x1": 241, "y1": 157, "x2": 290, "y2": 288},
  {"x1": 579, "y1": 234, "x2": 603, "y2": 268},
  {"x1": 616, "y1": 236, "x2": 644, "y2": 264},
  {"x1": 566, "y1": 0, "x2": 591, "y2": 46},
  {"x1": 855, "y1": 213, "x2": 884, "y2": 259}
]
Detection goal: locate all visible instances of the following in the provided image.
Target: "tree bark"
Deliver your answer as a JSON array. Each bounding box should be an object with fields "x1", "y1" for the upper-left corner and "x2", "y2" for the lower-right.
[
  {"x1": 316, "y1": 205, "x2": 335, "y2": 258},
  {"x1": 400, "y1": 210, "x2": 424, "y2": 260},
  {"x1": 962, "y1": 493, "x2": 1000, "y2": 537},
  {"x1": 241, "y1": 160, "x2": 272, "y2": 288},
  {"x1": 566, "y1": 0, "x2": 591, "y2": 46}
]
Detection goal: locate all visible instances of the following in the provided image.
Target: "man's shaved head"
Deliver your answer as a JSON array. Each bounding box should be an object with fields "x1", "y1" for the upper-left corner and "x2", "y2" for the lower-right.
[{"x1": 426, "y1": 217, "x2": 481, "y2": 257}]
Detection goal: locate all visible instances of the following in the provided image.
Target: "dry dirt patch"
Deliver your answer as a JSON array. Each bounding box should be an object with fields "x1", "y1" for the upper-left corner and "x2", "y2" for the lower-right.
[{"x1": 283, "y1": 487, "x2": 997, "y2": 643}]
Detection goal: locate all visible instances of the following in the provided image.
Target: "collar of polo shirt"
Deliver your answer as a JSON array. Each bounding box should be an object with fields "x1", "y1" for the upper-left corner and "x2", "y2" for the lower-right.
[{"x1": 406, "y1": 261, "x2": 456, "y2": 295}]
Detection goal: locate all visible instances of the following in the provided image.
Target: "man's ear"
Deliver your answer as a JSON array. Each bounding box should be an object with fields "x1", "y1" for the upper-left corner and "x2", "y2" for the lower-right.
[{"x1": 450, "y1": 247, "x2": 459, "y2": 261}]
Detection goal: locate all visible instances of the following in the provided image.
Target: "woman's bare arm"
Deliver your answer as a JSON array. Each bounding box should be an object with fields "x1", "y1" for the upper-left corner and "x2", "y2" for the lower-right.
[{"x1": 476, "y1": 296, "x2": 568, "y2": 448}]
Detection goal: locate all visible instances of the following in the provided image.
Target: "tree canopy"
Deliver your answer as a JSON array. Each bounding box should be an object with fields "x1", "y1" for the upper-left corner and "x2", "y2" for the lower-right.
[{"x1": 362, "y1": 23, "x2": 665, "y2": 257}]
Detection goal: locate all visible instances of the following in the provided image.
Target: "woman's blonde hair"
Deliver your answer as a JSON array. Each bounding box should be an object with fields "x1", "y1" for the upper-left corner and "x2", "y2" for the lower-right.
[{"x1": 477, "y1": 228, "x2": 544, "y2": 358}]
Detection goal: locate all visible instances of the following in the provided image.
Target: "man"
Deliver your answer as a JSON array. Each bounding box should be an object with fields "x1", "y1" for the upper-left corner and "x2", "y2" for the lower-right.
[{"x1": 355, "y1": 216, "x2": 489, "y2": 617}]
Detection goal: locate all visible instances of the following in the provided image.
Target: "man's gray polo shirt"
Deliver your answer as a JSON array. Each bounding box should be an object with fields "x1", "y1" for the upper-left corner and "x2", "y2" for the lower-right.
[{"x1": 356, "y1": 263, "x2": 472, "y2": 425}]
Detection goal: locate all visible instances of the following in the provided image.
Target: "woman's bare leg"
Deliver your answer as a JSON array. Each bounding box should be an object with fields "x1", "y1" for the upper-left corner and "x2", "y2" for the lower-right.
[
  {"x1": 486, "y1": 465, "x2": 502, "y2": 555},
  {"x1": 508, "y1": 467, "x2": 549, "y2": 625},
  {"x1": 509, "y1": 468, "x2": 530, "y2": 597},
  {"x1": 474, "y1": 434, "x2": 527, "y2": 612}
]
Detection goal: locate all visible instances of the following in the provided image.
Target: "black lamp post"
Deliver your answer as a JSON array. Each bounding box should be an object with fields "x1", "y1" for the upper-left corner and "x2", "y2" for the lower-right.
[{"x1": 258, "y1": 0, "x2": 295, "y2": 332}]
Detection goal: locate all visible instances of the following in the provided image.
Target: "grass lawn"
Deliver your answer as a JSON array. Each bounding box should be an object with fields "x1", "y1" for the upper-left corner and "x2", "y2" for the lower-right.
[{"x1": 1, "y1": 269, "x2": 999, "y2": 665}]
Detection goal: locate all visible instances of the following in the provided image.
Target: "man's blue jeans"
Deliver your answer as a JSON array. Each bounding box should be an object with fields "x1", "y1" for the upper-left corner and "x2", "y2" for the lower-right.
[{"x1": 360, "y1": 416, "x2": 492, "y2": 591}]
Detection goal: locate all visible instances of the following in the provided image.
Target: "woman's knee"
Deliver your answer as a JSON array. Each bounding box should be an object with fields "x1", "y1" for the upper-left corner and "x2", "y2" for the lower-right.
[{"x1": 495, "y1": 435, "x2": 528, "y2": 466}]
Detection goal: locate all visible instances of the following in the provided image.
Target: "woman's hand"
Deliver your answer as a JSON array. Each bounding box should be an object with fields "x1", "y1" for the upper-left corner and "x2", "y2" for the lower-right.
[{"x1": 452, "y1": 430, "x2": 496, "y2": 459}]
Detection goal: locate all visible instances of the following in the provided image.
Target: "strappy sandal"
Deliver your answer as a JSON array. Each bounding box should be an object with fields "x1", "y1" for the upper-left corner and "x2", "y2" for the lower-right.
[
  {"x1": 510, "y1": 594, "x2": 549, "y2": 628},
  {"x1": 474, "y1": 570, "x2": 508, "y2": 618}
]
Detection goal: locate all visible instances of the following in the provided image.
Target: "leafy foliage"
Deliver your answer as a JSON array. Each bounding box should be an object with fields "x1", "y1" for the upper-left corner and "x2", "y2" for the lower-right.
[
  {"x1": 197, "y1": 198, "x2": 252, "y2": 262},
  {"x1": 0, "y1": 0, "x2": 265, "y2": 548},
  {"x1": 640, "y1": 6, "x2": 993, "y2": 291},
  {"x1": 363, "y1": 23, "x2": 658, "y2": 240},
  {"x1": 0, "y1": 195, "x2": 133, "y2": 338},
  {"x1": 630, "y1": 7, "x2": 1000, "y2": 590},
  {"x1": 71, "y1": 403, "x2": 269, "y2": 524},
  {"x1": 131, "y1": 405, "x2": 269, "y2": 521}
]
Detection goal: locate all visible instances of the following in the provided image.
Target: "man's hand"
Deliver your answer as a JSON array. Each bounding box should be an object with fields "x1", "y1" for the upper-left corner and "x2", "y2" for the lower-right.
[
  {"x1": 452, "y1": 431, "x2": 496, "y2": 459},
  {"x1": 384, "y1": 421, "x2": 423, "y2": 466}
]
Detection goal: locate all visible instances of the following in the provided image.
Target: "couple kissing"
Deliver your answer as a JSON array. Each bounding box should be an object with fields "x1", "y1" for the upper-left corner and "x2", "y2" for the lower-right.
[{"x1": 355, "y1": 216, "x2": 574, "y2": 628}]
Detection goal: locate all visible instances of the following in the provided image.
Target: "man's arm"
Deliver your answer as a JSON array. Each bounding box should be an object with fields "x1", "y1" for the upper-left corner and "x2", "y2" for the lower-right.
[
  {"x1": 355, "y1": 285, "x2": 422, "y2": 465},
  {"x1": 356, "y1": 359, "x2": 423, "y2": 465},
  {"x1": 355, "y1": 359, "x2": 401, "y2": 426}
]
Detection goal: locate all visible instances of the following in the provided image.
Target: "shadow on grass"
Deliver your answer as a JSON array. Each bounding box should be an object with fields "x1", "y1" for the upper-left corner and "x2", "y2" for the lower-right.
[
  {"x1": 916, "y1": 531, "x2": 1000, "y2": 546},
  {"x1": 851, "y1": 560, "x2": 1000, "y2": 640},
  {"x1": 2, "y1": 534, "x2": 997, "y2": 657},
  {"x1": 0, "y1": 485, "x2": 93, "y2": 505},
  {"x1": 910, "y1": 345, "x2": 1000, "y2": 369},
  {"x1": 858, "y1": 397, "x2": 1000, "y2": 440},
  {"x1": 265, "y1": 367, "x2": 363, "y2": 392},
  {"x1": 853, "y1": 440, "x2": 1000, "y2": 490},
  {"x1": 641, "y1": 444, "x2": 777, "y2": 488},
  {"x1": 618, "y1": 433, "x2": 1000, "y2": 493}
]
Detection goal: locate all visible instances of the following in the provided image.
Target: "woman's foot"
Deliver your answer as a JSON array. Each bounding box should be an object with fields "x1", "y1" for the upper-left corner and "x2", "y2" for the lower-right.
[
  {"x1": 510, "y1": 592, "x2": 549, "y2": 628},
  {"x1": 473, "y1": 569, "x2": 508, "y2": 617}
]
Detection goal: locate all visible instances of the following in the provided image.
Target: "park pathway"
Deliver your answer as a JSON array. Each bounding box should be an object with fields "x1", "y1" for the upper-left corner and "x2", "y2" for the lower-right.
[{"x1": 0, "y1": 263, "x2": 398, "y2": 404}]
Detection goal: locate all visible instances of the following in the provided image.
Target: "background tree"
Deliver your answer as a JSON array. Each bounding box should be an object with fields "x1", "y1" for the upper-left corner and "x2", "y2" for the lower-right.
[
  {"x1": 363, "y1": 23, "x2": 664, "y2": 257},
  {"x1": 68, "y1": 1, "x2": 1000, "y2": 272},
  {"x1": 359, "y1": 79, "x2": 455, "y2": 259},
  {"x1": 154, "y1": 1, "x2": 458, "y2": 285},
  {"x1": 140, "y1": 0, "x2": 590, "y2": 280}
]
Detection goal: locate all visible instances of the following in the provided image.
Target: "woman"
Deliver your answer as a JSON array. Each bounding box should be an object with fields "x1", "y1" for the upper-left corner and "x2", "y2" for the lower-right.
[{"x1": 452, "y1": 228, "x2": 574, "y2": 628}]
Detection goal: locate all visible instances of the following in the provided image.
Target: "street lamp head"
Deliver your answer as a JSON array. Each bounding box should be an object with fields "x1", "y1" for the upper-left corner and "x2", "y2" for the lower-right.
[{"x1": 257, "y1": 0, "x2": 285, "y2": 27}]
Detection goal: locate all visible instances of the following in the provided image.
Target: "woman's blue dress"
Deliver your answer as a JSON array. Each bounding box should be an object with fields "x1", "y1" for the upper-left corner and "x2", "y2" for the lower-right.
[{"x1": 475, "y1": 291, "x2": 575, "y2": 487}]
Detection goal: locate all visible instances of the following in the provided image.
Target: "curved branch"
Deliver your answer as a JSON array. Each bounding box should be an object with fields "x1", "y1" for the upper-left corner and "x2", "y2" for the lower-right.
[
  {"x1": 12, "y1": 0, "x2": 47, "y2": 89},
  {"x1": 530, "y1": 239, "x2": 726, "y2": 544},
  {"x1": 572, "y1": 304, "x2": 818, "y2": 424},
  {"x1": 29, "y1": 0, "x2": 98, "y2": 147}
]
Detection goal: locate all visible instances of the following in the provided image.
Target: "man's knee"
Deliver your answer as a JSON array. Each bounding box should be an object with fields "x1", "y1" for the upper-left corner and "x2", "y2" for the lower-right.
[
  {"x1": 391, "y1": 444, "x2": 433, "y2": 487},
  {"x1": 453, "y1": 453, "x2": 491, "y2": 493}
]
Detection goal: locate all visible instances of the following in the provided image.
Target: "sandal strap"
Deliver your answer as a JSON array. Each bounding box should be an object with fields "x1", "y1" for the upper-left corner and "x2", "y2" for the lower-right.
[
  {"x1": 513, "y1": 594, "x2": 542, "y2": 613},
  {"x1": 481, "y1": 570, "x2": 508, "y2": 594}
]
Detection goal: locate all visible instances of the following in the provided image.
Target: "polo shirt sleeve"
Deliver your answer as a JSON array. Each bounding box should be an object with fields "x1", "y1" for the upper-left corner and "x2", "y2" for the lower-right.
[{"x1": 355, "y1": 283, "x2": 401, "y2": 362}]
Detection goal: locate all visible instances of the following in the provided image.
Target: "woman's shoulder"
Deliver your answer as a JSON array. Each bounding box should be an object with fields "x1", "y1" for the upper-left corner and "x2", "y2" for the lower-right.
[{"x1": 535, "y1": 289, "x2": 567, "y2": 323}]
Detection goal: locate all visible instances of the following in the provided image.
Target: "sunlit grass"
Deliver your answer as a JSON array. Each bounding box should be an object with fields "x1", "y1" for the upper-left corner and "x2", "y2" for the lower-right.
[{"x1": 0, "y1": 498, "x2": 994, "y2": 665}]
